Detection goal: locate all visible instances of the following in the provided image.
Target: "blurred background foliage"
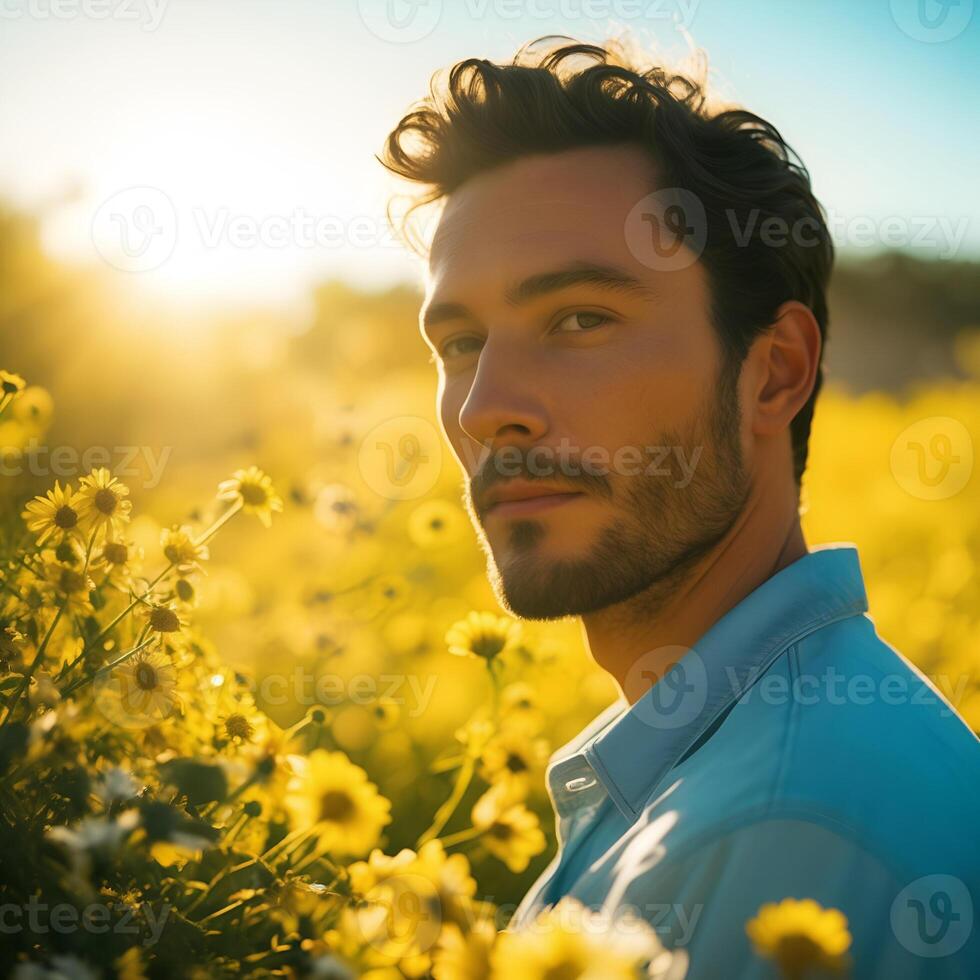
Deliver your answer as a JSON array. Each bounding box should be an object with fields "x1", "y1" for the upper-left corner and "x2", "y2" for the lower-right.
[{"x1": 3, "y1": 198, "x2": 980, "y2": 907}]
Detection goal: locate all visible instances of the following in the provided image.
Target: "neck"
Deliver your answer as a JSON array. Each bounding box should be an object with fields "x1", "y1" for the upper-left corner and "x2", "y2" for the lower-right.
[{"x1": 581, "y1": 477, "x2": 807, "y2": 700}]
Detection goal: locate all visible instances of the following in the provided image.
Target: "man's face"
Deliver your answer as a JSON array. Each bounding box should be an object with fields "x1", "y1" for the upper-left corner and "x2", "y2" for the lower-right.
[{"x1": 421, "y1": 144, "x2": 749, "y2": 619}]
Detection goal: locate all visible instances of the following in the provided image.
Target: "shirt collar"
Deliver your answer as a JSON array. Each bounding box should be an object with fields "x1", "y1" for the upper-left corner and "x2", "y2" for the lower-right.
[{"x1": 546, "y1": 544, "x2": 869, "y2": 823}]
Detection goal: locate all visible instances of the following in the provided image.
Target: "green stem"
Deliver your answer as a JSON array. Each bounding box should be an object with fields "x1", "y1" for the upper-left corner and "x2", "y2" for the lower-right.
[
  {"x1": 417, "y1": 755, "x2": 476, "y2": 848},
  {"x1": 61, "y1": 631, "x2": 154, "y2": 697},
  {"x1": 260, "y1": 825, "x2": 317, "y2": 863},
  {"x1": 0, "y1": 603, "x2": 65, "y2": 731},
  {"x1": 437, "y1": 826, "x2": 482, "y2": 848},
  {"x1": 57, "y1": 502, "x2": 242, "y2": 682}
]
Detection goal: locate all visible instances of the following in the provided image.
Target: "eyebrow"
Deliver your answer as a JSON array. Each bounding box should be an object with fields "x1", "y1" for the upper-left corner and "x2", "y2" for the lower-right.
[{"x1": 420, "y1": 261, "x2": 655, "y2": 333}]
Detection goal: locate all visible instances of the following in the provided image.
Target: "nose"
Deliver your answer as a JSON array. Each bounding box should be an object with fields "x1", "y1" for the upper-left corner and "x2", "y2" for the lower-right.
[{"x1": 456, "y1": 337, "x2": 550, "y2": 455}]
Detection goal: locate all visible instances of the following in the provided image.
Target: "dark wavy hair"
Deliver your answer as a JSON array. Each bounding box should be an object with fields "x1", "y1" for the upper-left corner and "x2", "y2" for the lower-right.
[{"x1": 379, "y1": 37, "x2": 834, "y2": 484}]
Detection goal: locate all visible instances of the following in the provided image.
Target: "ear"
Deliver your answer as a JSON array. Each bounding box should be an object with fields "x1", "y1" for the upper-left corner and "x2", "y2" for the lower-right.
[{"x1": 746, "y1": 300, "x2": 822, "y2": 438}]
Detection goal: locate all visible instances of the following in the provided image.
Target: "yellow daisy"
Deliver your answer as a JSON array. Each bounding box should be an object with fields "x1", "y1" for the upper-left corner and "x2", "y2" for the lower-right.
[
  {"x1": 746, "y1": 898, "x2": 852, "y2": 979},
  {"x1": 432, "y1": 920, "x2": 496, "y2": 980},
  {"x1": 0, "y1": 369, "x2": 26, "y2": 397},
  {"x1": 160, "y1": 525, "x2": 209, "y2": 575},
  {"x1": 286, "y1": 749, "x2": 392, "y2": 856},
  {"x1": 346, "y1": 846, "x2": 443, "y2": 971},
  {"x1": 217, "y1": 706, "x2": 268, "y2": 746},
  {"x1": 499, "y1": 682, "x2": 546, "y2": 736},
  {"x1": 76, "y1": 468, "x2": 133, "y2": 537},
  {"x1": 369, "y1": 696, "x2": 401, "y2": 731},
  {"x1": 41, "y1": 558, "x2": 94, "y2": 615},
  {"x1": 314, "y1": 482, "x2": 361, "y2": 534},
  {"x1": 408, "y1": 499, "x2": 466, "y2": 548},
  {"x1": 22, "y1": 481, "x2": 83, "y2": 545},
  {"x1": 217, "y1": 466, "x2": 283, "y2": 527},
  {"x1": 11, "y1": 385, "x2": 54, "y2": 428},
  {"x1": 478, "y1": 728, "x2": 549, "y2": 798},
  {"x1": 471, "y1": 783, "x2": 546, "y2": 873},
  {"x1": 446, "y1": 612, "x2": 522, "y2": 663},
  {"x1": 142, "y1": 601, "x2": 185, "y2": 636},
  {"x1": 91, "y1": 538, "x2": 141, "y2": 590},
  {"x1": 413, "y1": 839, "x2": 485, "y2": 930},
  {"x1": 112, "y1": 650, "x2": 181, "y2": 723},
  {"x1": 492, "y1": 898, "x2": 667, "y2": 980}
]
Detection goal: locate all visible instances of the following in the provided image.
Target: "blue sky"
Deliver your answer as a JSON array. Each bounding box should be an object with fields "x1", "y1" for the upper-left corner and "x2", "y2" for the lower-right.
[{"x1": 0, "y1": 0, "x2": 977, "y2": 308}]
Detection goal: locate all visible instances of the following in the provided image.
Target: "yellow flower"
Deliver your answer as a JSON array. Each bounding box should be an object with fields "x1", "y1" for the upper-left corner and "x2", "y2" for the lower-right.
[
  {"x1": 471, "y1": 783, "x2": 546, "y2": 873},
  {"x1": 41, "y1": 558, "x2": 94, "y2": 615},
  {"x1": 286, "y1": 749, "x2": 392, "y2": 856},
  {"x1": 217, "y1": 465, "x2": 283, "y2": 527},
  {"x1": 446, "y1": 612, "x2": 522, "y2": 662},
  {"x1": 345, "y1": 842, "x2": 488, "y2": 975},
  {"x1": 412, "y1": 839, "x2": 484, "y2": 930},
  {"x1": 408, "y1": 499, "x2": 466, "y2": 548},
  {"x1": 371, "y1": 573, "x2": 410, "y2": 608},
  {"x1": 114, "y1": 946, "x2": 147, "y2": 980},
  {"x1": 479, "y1": 728, "x2": 549, "y2": 797},
  {"x1": 92, "y1": 538, "x2": 141, "y2": 589},
  {"x1": 76, "y1": 468, "x2": 133, "y2": 537},
  {"x1": 499, "y1": 682, "x2": 546, "y2": 736},
  {"x1": 143, "y1": 602, "x2": 185, "y2": 635},
  {"x1": 111, "y1": 650, "x2": 181, "y2": 723},
  {"x1": 432, "y1": 920, "x2": 496, "y2": 980},
  {"x1": 11, "y1": 385, "x2": 54, "y2": 428},
  {"x1": 0, "y1": 369, "x2": 26, "y2": 397},
  {"x1": 492, "y1": 898, "x2": 667, "y2": 979},
  {"x1": 22, "y1": 481, "x2": 83, "y2": 545},
  {"x1": 455, "y1": 718, "x2": 496, "y2": 758},
  {"x1": 218, "y1": 708, "x2": 262, "y2": 744},
  {"x1": 346, "y1": 846, "x2": 442, "y2": 972},
  {"x1": 161, "y1": 525, "x2": 209, "y2": 575},
  {"x1": 314, "y1": 482, "x2": 361, "y2": 533},
  {"x1": 746, "y1": 898, "x2": 852, "y2": 980},
  {"x1": 369, "y1": 696, "x2": 401, "y2": 731}
]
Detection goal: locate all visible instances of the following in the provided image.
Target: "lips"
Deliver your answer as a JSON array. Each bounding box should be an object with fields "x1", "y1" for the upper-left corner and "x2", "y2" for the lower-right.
[{"x1": 483, "y1": 481, "x2": 585, "y2": 519}]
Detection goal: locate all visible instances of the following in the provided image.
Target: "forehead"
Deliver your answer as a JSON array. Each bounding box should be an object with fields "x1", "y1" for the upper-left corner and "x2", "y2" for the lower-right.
[{"x1": 426, "y1": 143, "x2": 661, "y2": 296}]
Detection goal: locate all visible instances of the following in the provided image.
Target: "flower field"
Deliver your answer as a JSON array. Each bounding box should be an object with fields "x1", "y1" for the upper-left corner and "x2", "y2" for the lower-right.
[{"x1": 1, "y1": 279, "x2": 978, "y2": 977}]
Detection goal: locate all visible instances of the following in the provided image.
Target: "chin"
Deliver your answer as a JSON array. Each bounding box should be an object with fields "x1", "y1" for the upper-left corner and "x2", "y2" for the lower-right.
[{"x1": 486, "y1": 546, "x2": 599, "y2": 621}]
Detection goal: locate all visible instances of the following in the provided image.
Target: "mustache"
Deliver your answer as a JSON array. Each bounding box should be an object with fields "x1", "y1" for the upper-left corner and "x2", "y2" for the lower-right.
[{"x1": 467, "y1": 446, "x2": 614, "y2": 518}]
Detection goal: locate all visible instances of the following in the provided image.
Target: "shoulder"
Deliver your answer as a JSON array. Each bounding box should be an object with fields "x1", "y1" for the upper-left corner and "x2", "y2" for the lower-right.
[
  {"x1": 611, "y1": 813, "x2": 979, "y2": 980},
  {"x1": 665, "y1": 613, "x2": 980, "y2": 880}
]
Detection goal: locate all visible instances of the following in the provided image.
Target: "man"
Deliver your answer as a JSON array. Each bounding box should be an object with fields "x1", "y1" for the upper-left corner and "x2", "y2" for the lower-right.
[{"x1": 381, "y1": 38, "x2": 979, "y2": 978}]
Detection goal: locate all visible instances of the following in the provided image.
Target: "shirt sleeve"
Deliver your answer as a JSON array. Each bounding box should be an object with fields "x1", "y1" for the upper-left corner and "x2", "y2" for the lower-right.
[{"x1": 608, "y1": 814, "x2": 977, "y2": 980}]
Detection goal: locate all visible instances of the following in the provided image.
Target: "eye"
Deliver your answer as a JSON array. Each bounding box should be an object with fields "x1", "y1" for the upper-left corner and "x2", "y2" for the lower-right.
[
  {"x1": 439, "y1": 334, "x2": 484, "y2": 360},
  {"x1": 553, "y1": 310, "x2": 613, "y2": 333}
]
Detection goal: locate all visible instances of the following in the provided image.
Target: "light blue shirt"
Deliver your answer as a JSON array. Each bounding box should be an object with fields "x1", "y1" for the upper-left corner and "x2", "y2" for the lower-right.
[{"x1": 512, "y1": 546, "x2": 980, "y2": 978}]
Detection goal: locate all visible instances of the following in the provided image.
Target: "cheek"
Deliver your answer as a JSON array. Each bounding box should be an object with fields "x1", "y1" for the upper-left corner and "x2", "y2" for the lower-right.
[
  {"x1": 437, "y1": 378, "x2": 473, "y2": 472},
  {"x1": 557, "y1": 333, "x2": 713, "y2": 452}
]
